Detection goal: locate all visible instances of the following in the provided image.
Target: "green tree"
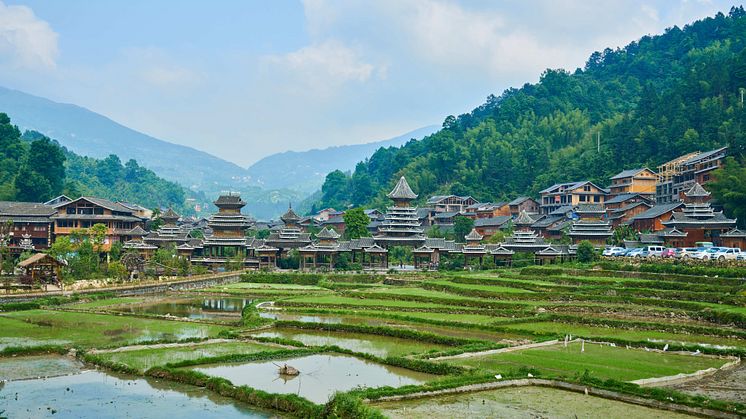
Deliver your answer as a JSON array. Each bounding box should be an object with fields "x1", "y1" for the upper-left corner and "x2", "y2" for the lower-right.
[
  {"x1": 710, "y1": 157, "x2": 746, "y2": 227},
  {"x1": 14, "y1": 167, "x2": 51, "y2": 201},
  {"x1": 343, "y1": 207, "x2": 371, "y2": 239},
  {"x1": 453, "y1": 216, "x2": 474, "y2": 243},
  {"x1": 27, "y1": 136, "x2": 66, "y2": 195},
  {"x1": 576, "y1": 240, "x2": 598, "y2": 263},
  {"x1": 389, "y1": 246, "x2": 411, "y2": 267},
  {"x1": 611, "y1": 225, "x2": 637, "y2": 246}
]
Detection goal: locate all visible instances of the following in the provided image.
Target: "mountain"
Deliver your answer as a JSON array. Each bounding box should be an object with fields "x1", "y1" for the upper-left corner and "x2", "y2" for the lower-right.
[
  {"x1": 246, "y1": 125, "x2": 439, "y2": 193},
  {"x1": 0, "y1": 116, "x2": 191, "y2": 213},
  {"x1": 0, "y1": 86, "x2": 248, "y2": 191},
  {"x1": 316, "y1": 7, "x2": 746, "y2": 211}
]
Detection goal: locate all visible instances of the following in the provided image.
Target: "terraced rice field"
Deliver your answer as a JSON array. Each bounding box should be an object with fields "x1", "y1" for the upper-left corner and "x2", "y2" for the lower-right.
[{"x1": 1, "y1": 264, "x2": 744, "y2": 417}]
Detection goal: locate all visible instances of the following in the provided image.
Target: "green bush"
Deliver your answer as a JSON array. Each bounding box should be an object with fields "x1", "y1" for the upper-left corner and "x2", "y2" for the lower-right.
[{"x1": 576, "y1": 241, "x2": 598, "y2": 263}]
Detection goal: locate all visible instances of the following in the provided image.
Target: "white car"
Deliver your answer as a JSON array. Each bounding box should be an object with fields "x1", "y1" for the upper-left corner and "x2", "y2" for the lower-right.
[
  {"x1": 603, "y1": 247, "x2": 624, "y2": 257},
  {"x1": 676, "y1": 247, "x2": 700, "y2": 259},
  {"x1": 692, "y1": 247, "x2": 727, "y2": 260},
  {"x1": 712, "y1": 248, "x2": 742, "y2": 261}
]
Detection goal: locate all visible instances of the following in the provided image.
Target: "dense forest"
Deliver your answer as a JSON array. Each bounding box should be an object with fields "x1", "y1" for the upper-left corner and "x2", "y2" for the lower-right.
[
  {"x1": 316, "y1": 8, "x2": 746, "y2": 212},
  {"x1": 0, "y1": 113, "x2": 191, "y2": 212}
]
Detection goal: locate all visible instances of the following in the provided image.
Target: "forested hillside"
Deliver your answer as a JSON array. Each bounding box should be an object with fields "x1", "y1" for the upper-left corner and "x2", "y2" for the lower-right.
[
  {"x1": 0, "y1": 113, "x2": 191, "y2": 213},
  {"x1": 317, "y1": 7, "x2": 746, "y2": 211}
]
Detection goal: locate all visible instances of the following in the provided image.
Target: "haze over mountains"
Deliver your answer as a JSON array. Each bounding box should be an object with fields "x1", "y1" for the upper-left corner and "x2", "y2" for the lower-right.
[
  {"x1": 0, "y1": 86, "x2": 435, "y2": 218},
  {"x1": 246, "y1": 125, "x2": 438, "y2": 194}
]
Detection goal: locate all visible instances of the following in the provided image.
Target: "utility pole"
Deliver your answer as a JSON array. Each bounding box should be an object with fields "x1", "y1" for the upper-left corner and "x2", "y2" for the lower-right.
[
  {"x1": 597, "y1": 132, "x2": 600, "y2": 153},
  {"x1": 740, "y1": 88, "x2": 745, "y2": 107}
]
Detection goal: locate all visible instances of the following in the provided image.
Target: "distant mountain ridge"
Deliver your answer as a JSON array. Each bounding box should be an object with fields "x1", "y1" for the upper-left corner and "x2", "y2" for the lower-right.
[
  {"x1": 0, "y1": 86, "x2": 248, "y2": 190},
  {"x1": 246, "y1": 125, "x2": 438, "y2": 193}
]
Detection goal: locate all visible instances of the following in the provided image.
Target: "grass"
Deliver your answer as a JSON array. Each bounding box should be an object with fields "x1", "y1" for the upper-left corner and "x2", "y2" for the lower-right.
[
  {"x1": 281, "y1": 295, "x2": 463, "y2": 310},
  {"x1": 501, "y1": 321, "x2": 746, "y2": 348},
  {"x1": 443, "y1": 341, "x2": 727, "y2": 381},
  {"x1": 93, "y1": 341, "x2": 276, "y2": 372},
  {"x1": 428, "y1": 280, "x2": 535, "y2": 293},
  {"x1": 0, "y1": 310, "x2": 233, "y2": 349},
  {"x1": 68, "y1": 297, "x2": 146, "y2": 309}
]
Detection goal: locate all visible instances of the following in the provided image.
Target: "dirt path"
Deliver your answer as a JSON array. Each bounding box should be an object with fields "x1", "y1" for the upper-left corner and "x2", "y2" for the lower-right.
[{"x1": 670, "y1": 363, "x2": 746, "y2": 403}]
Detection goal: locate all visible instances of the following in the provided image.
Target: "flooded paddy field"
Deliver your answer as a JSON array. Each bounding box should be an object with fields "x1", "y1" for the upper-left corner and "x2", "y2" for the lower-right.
[
  {"x1": 249, "y1": 328, "x2": 448, "y2": 357},
  {"x1": 0, "y1": 310, "x2": 231, "y2": 349},
  {"x1": 671, "y1": 363, "x2": 746, "y2": 403},
  {"x1": 110, "y1": 296, "x2": 253, "y2": 321},
  {"x1": 372, "y1": 386, "x2": 697, "y2": 419},
  {"x1": 0, "y1": 355, "x2": 84, "y2": 381},
  {"x1": 189, "y1": 353, "x2": 436, "y2": 403},
  {"x1": 0, "y1": 368, "x2": 272, "y2": 418},
  {"x1": 2, "y1": 265, "x2": 743, "y2": 417},
  {"x1": 92, "y1": 340, "x2": 282, "y2": 372}
]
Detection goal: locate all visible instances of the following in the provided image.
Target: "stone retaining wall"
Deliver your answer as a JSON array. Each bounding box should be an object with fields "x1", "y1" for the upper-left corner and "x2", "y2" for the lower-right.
[{"x1": 0, "y1": 271, "x2": 243, "y2": 304}]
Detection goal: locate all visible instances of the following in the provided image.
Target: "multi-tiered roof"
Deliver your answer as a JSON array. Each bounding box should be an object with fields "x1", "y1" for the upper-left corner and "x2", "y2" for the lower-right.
[
  {"x1": 265, "y1": 205, "x2": 312, "y2": 249},
  {"x1": 374, "y1": 177, "x2": 425, "y2": 246},
  {"x1": 203, "y1": 193, "x2": 253, "y2": 248},
  {"x1": 567, "y1": 204, "x2": 613, "y2": 243},
  {"x1": 662, "y1": 183, "x2": 736, "y2": 229}
]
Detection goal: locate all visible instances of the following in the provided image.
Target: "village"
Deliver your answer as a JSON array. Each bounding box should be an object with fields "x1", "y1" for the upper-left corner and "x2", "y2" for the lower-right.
[{"x1": 1, "y1": 146, "x2": 743, "y2": 288}]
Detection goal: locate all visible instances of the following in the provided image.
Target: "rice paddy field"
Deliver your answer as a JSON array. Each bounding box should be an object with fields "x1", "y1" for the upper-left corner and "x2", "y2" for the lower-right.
[{"x1": 1, "y1": 264, "x2": 745, "y2": 418}]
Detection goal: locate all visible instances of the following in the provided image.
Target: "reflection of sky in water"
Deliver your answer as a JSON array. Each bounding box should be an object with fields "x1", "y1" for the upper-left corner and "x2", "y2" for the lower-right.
[
  {"x1": 193, "y1": 354, "x2": 433, "y2": 404},
  {"x1": 258, "y1": 312, "x2": 343, "y2": 324},
  {"x1": 0, "y1": 370, "x2": 268, "y2": 418},
  {"x1": 118, "y1": 298, "x2": 251, "y2": 320},
  {"x1": 133, "y1": 327, "x2": 211, "y2": 344}
]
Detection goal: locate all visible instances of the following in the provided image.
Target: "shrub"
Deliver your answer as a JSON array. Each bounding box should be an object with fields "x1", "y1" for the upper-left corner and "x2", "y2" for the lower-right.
[{"x1": 576, "y1": 241, "x2": 598, "y2": 263}]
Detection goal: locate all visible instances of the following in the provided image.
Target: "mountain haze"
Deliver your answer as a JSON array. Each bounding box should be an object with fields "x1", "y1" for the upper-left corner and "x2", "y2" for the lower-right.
[
  {"x1": 0, "y1": 86, "x2": 248, "y2": 190},
  {"x1": 246, "y1": 125, "x2": 439, "y2": 193}
]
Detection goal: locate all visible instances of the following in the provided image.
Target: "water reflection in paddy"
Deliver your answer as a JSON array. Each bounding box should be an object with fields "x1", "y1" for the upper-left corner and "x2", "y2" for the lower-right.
[
  {"x1": 191, "y1": 353, "x2": 435, "y2": 404},
  {"x1": 251, "y1": 329, "x2": 446, "y2": 357},
  {"x1": 0, "y1": 369, "x2": 271, "y2": 418},
  {"x1": 115, "y1": 297, "x2": 252, "y2": 320}
]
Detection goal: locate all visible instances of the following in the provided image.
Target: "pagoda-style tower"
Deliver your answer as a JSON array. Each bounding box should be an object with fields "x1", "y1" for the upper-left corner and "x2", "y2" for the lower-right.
[
  {"x1": 265, "y1": 204, "x2": 312, "y2": 251},
  {"x1": 662, "y1": 183, "x2": 735, "y2": 246},
  {"x1": 374, "y1": 176, "x2": 425, "y2": 247},
  {"x1": 142, "y1": 207, "x2": 192, "y2": 248},
  {"x1": 567, "y1": 204, "x2": 612, "y2": 245},
  {"x1": 203, "y1": 193, "x2": 253, "y2": 258},
  {"x1": 513, "y1": 210, "x2": 536, "y2": 231},
  {"x1": 462, "y1": 228, "x2": 487, "y2": 265}
]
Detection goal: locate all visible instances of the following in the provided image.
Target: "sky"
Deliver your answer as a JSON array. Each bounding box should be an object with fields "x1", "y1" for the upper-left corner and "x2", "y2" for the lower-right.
[{"x1": 0, "y1": 0, "x2": 740, "y2": 167}]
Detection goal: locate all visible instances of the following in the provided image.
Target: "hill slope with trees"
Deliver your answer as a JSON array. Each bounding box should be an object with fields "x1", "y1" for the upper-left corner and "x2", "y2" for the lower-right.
[
  {"x1": 315, "y1": 7, "x2": 746, "y2": 214},
  {"x1": 0, "y1": 113, "x2": 192, "y2": 213}
]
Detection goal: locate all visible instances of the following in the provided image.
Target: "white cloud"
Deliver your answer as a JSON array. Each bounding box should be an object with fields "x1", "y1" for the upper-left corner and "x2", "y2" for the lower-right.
[
  {"x1": 0, "y1": 1, "x2": 58, "y2": 69},
  {"x1": 266, "y1": 40, "x2": 377, "y2": 84}
]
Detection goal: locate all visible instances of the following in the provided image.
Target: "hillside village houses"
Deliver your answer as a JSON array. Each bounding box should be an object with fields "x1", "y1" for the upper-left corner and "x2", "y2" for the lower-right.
[{"x1": 0, "y1": 146, "x2": 741, "y2": 272}]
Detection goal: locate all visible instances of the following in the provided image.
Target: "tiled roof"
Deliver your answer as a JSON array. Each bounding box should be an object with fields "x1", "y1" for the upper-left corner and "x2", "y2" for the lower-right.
[
  {"x1": 549, "y1": 205, "x2": 574, "y2": 216},
  {"x1": 465, "y1": 228, "x2": 483, "y2": 241},
  {"x1": 610, "y1": 168, "x2": 654, "y2": 180},
  {"x1": 682, "y1": 147, "x2": 727, "y2": 165},
  {"x1": 684, "y1": 182, "x2": 711, "y2": 198},
  {"x1": 388, "y1": 176, "x2": 418, "y2": 200},
  {"x1": 316, "y1": 227, "x2": 341, "y2": 240},
  {"x1": 213, "y1": 194, "x2": 246, "y2": 207},
  {"x1": 508, "y1": 196, "x2": 533, "y2": 206},
  {"x1": 76, "y1": 196, "x2": 135, "y2": 214},
  {"x1": 474, "y1": 215, "x2": 511, "y2": 227},
  {"x1": 0, "y1": 202, "x2": 56, "y2": 217},
  {"x1": 628, "y1": 203, "x2": 684, "y2": 221},
  {"x1": 605, "y1": 193, "x2": 644, "y2": 205},
  {"x1": 575, "y1": 203, "x2": 605, "y2": 213}
]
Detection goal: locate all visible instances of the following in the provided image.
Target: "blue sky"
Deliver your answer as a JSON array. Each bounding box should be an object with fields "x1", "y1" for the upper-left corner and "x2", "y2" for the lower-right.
[{"x1": 0, "y1": 1, "x2": 739, "y2": 166}]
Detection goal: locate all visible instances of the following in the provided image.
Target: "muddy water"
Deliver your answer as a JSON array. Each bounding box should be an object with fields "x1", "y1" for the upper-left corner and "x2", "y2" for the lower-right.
[
  {"x1": 374, "y1": 386, "x2": 696, "y2": 419},
  {"x1": 115, "y1": 297, "x2": 252, "y2": 321},
  {"x1": 0, "y1": 369, "x2": 271, "y2": 418},
  {"x1": 250, "y1": 329, "x2": 446, "y2": 357},
  {"x1": 190, "y1": 353, "x2": 435, "y2": 404}
]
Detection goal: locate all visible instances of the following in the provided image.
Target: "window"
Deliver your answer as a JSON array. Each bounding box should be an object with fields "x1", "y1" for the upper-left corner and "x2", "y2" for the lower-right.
[
  {"x1": 66, "y1": 207, "x2": 75, "y2": 214},
  {"x1": 594, "y1": 196, "x2": 601, "y2": 202}
]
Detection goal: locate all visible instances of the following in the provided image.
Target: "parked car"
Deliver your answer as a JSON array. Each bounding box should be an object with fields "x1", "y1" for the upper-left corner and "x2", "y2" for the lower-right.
[
  {"x1": 660, "y1": 248, "x2": 677, "y2": 258},
  {"x1": 712, "y1": 248, "x2": 743, "y2": 261},
  {"x1": 737, "y1": 252, "x2": 746, "y2": 261},
  {"x1": 640, "y1": 246, "x2": 665, "y2": 258},
  {"x1": 677, "y1": 248, "x2": 700, "y2": 259},
  {"x1": 692, "y1": 247, "x2": 727, "y2": 260},
  {"x1": 626, "y1": 248, "x2": 644, "y2": 258},
  {"x1": 603, "y1": 247, "x2": 625, "y2": 257},
  {"x1": 610, "y1": 247, "x2": 629, "y2": 257}
]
